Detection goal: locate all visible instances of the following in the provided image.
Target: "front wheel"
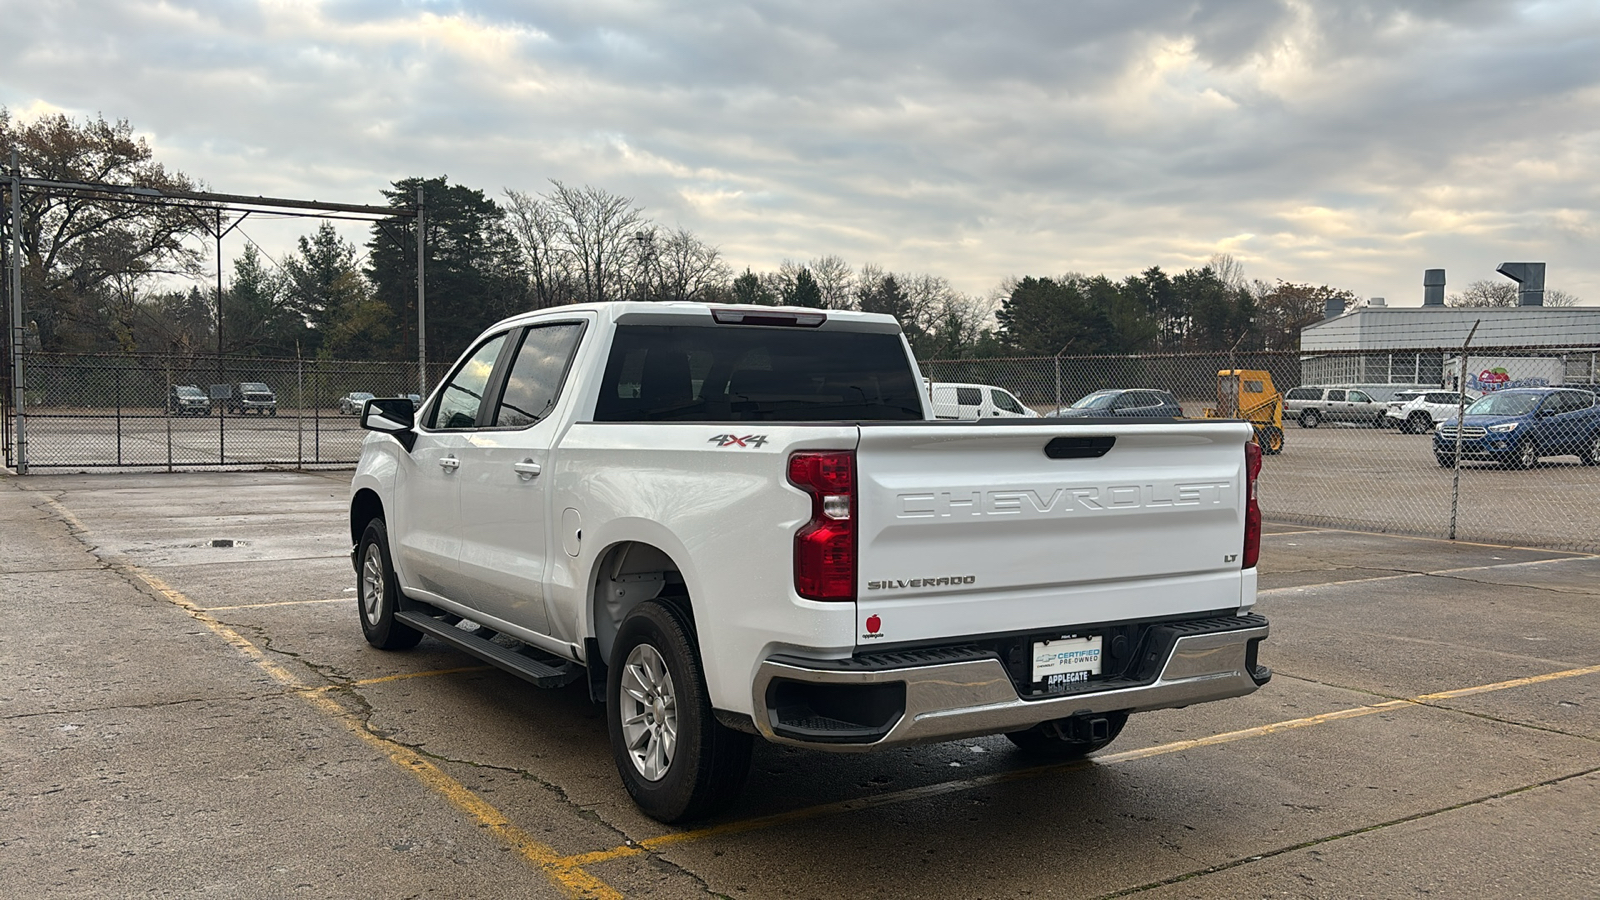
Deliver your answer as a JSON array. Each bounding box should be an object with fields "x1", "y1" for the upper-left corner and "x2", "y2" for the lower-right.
[
  {"x1": 1513, "y1": 441, "x2": 1539, "y2": 470},
  {"x1": 1299, "y1": 410, "x2": 1320, "y2": 428},
  {"x1": 356, "y1": 520, "x2": 423, "y2": 650},
  {"x1": 1403, "y1": 415, "x2": 1430, "y2": 435},
  {"x1": 1006, "y1": 711, "x2": 1129, "y2": 759},
  {"x1": 607, "y1": 601, "x2": 752, "y2": 823},
  {"x1": 1435, "y1": 452, "x2": 1456, "y2": 468},
  {"x1": 1257, "y1": 425, "x2": 1284, "y2": 455}
]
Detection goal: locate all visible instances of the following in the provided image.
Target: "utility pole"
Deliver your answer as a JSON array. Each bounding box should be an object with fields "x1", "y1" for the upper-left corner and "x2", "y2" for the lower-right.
[{"x1": 416, "y1": 185, "x2": 426, "y2": 395}]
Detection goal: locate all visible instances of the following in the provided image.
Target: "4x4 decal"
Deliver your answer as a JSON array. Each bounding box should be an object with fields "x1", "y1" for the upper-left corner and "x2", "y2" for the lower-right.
[{"x1": 709, "y1": 434, "x2": 769, "y2": 448}]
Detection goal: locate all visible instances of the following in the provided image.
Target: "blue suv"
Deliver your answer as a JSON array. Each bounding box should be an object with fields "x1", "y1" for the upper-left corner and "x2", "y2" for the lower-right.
[{"x1": 1434, "y1": 388, "x2": 1600, "y2": 469}]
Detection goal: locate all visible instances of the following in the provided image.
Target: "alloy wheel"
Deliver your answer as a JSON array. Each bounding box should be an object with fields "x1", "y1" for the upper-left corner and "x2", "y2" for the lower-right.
[
  {"x1": 619, "y1": 644, "x2": 678, "y2": 782},
  {"x1": 360, "y1": 544, "x2": 385, "y2": 626}
]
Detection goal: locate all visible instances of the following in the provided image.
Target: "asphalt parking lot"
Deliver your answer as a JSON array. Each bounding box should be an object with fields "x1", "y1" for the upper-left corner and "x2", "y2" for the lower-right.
[{"x1": 4, "y1": 471, "x2": 1599, "y2": 898}]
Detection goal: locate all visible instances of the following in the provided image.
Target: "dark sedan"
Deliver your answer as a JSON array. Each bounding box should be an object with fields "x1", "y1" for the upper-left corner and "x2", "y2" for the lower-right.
[{"x1": 1047, "y1": 389, "x2": 1184, "y2": 418}]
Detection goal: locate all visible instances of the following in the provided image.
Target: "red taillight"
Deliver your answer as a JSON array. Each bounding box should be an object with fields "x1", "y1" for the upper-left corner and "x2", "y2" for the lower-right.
[
  {"x1": 1243, "y1": 440, "x2": 1262, "y2": 569},
  {"x1": 788, "y1": 451, "x2": 856, "y2": 601}
]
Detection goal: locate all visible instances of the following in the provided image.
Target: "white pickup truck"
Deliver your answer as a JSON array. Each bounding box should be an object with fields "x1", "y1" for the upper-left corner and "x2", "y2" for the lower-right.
[{"x1": 349, "y1": 302, "x2": 1270, "y2": 822}]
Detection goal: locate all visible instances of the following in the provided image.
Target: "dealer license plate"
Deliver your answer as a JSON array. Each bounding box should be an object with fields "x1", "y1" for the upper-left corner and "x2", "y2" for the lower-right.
[{"x1": 1031, "y1": 635, "x2": 1103, "y2": 686}]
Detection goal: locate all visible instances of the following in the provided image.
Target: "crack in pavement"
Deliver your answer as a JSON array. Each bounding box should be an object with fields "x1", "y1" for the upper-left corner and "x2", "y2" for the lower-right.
[
  {"x1": 0, "y1": 691, "x2": 309, "y2": 721},
  {"x1": 1096, "y1": 765, "x2": 1600, "y2": 898}
]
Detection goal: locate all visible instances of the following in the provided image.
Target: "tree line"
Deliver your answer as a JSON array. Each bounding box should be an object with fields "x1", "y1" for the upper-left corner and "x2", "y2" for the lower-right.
[{"x1": 9, "y1": 109, "x2": 1574, "y2": 367}]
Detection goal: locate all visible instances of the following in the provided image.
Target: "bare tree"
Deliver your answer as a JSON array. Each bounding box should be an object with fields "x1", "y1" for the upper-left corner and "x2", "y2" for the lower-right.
[
  {"x1": 1545, "y1": 288, "x2": 1580, "y2": 307},
  {"x1": 1447, "y1": 279, "x2": 1518, "y2": 307},
  {"x1": 539, "y1": 181, "x2": 645, "y2": 305},
  {"x1": 1207, "y1": 253, "x2": 1249, "y2": 293},
  {"x1": 809, "y1": 255, "x2": 855, "y2": 309},
  {"x1": 503, "y1": 187, "x2": 573, "y2": 308},
  {"x1": 647, "y1": 227, "x2": 731, "y2": 303}
]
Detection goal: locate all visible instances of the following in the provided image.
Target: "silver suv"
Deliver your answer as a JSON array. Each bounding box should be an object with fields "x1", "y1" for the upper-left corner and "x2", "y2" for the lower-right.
[{"x1": 1284, "y1": 386, "x2": 1386, "y2": 428}]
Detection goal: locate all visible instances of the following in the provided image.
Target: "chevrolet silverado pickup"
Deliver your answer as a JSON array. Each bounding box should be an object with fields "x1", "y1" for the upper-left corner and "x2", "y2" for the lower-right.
[{"x1": 348, "y1": 302, "x2": 1270, "y2": 822}]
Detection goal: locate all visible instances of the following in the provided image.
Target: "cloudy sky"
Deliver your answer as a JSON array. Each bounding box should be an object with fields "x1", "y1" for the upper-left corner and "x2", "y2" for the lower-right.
[{"x1": 4, "y1": 0, "x2": 1599, "y2": 303}]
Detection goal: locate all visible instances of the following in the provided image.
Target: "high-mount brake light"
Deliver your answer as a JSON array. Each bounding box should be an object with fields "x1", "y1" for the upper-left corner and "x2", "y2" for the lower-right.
[
  {"x1": 711, "y1": 307, "x2": 827, "y2": 328},
  {"x1": 1243, "y1": 440, "x2": 1262, "y2": 569},
  {"x1": 788, "y1": 451, "x2": 856, "y2": 601}
]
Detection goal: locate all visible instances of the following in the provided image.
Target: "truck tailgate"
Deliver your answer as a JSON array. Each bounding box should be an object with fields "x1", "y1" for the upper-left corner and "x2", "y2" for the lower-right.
[{"x1": 853, "y1": 421, "x2": 1253, "y2": 646}]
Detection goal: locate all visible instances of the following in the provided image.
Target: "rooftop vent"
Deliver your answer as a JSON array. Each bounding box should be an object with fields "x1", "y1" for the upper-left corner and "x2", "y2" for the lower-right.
[
  {"x1": 1496, "y1": 262, "x2": 1546, "y2": 307},
  {"x1": 1423, "y1": 269, "x2": 1446, "y2": 306}
]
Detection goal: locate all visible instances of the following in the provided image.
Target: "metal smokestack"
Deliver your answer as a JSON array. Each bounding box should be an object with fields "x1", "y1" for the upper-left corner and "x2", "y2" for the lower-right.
[
  {"x1": 1324, "y1": 297, "x2": 1346, "y2": 319},
  {"x1": 1496, "y1": 262, "x2": 1546, "y2": 306},
  {"x1": 1423, "y1": 269, "x2": 1446, "y2": 306}
]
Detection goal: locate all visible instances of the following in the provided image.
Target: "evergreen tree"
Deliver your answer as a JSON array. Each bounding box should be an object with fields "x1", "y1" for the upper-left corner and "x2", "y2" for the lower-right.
[
  {"x1": 789, "y1": 268, "x2": 824, "y2": 308},
  {"x1": 367, "y1": 177, "x2": 528, "y2": 363}
]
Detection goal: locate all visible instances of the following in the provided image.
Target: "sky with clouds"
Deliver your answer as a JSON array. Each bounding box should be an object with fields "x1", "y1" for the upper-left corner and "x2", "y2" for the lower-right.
[{"x1": 3, "y1": 0, "x2": 1599, "y2": 303}]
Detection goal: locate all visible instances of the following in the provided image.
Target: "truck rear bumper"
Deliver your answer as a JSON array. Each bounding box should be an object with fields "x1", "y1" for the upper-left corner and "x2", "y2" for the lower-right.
[{"x1": 752, "y1": 614, "x2": 1269, "y2": 751}]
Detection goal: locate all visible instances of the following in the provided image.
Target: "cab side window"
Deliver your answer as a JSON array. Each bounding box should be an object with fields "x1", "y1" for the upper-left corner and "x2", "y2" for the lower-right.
[
  {"x1": 428, "y1": 334, "x2": 509, "y2": 430},
  {"x1": 956, "y1": 387, "x2": 982, "y2": 406},
  {"x1": 1326, "y1": 390, "x2": 1347, "y2": 402},
  {"x1": 991, "y1": 389, "x2": 1026, "y2": 414},
  {"x1": 1348, "y1": 391, "x2": 1371, "y2": 403},
  {"x1": 492, "y1": 323, "x2": 586, "y2": 428}
]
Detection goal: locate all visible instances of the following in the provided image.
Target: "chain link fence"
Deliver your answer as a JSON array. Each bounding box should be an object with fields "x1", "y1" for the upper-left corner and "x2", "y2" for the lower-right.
[
  {"x1": 9, "y1": 341, "x2": 1600, "y2": 554},
  {"x1": 15, "y1": 352, "x2": 445, "y2": 469},
  {"x1": 924, "y1": 346, "x2": 1600, "y2": 553}
]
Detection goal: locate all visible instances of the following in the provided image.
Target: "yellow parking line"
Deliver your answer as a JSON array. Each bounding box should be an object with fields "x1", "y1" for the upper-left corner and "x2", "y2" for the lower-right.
[
  {"x1": 1415, "y1": 664, "x2": 1600, "y2": 701},
  {"x1": 38, "y1": 494, "x2": 620, "y2": 900},
  {"x1": 554, "y1": 663, "x2": 1600, "y2": 876}
]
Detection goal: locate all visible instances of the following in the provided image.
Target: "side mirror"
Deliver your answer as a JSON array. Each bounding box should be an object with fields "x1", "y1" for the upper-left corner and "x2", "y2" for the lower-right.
[
  {"x1": 1537, "y1": 407, "x2": 1556, "y2": 418},
  {"x1": 362, "y1": 397, "x2": 418, "y2": 451}
]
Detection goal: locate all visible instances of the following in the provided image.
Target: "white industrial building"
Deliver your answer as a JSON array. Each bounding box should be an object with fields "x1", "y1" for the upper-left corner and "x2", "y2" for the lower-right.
[{"x1": 1299, "y1": 306, "x2": 1600, "y2": 388}]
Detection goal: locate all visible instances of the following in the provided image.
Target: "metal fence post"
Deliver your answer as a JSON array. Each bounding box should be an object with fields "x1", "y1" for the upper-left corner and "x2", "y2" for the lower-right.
[
  {"x1": 1448, "y1": 321, "x2": 1480, "y2": 541},
  {"x1": 115, "y1": 366, "x2": 123, "y2": 466},
  {"x1": 296, "y1": 353, "x2": 304, "y2": 468},
  {"x1": 8, "y1": 150, "x2": 26, "y2": 474}
]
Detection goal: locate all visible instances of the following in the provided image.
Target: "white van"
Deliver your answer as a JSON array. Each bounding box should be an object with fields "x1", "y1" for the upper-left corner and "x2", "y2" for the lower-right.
[{"x1": 927, "y1": 382, "x2": 1039, "y2": 420}]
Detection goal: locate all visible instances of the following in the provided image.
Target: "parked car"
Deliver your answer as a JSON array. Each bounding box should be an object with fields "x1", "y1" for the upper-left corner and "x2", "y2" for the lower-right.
[
  {"x1": 927, "y1": 382, "x2": 1038, "y2": 419},
  {"x1": 1047, "y1": 388, "x2": 1183, "y2": 419},
  {"x1": 1284, "y1": 386, "x2": 1387, "y2": 428},
  {"x1": 339, "y1": 392, "x2": 376, "y2": 415},
  {"x1": 226, "y1": 382, "x2": 278, "y2": 416},
  {"x1": 168, "y1": 384, "x2": 212, "y2": 416},
  {"x1": 1384, "y1": 391, "x2": 1475, "y2": 434},
  {"x1": 1435, "y1": 388, "x2": 1600, "y2": 469},
  {"x1": 350, "y1": 301, "x2": 1270, "y2": 823}
]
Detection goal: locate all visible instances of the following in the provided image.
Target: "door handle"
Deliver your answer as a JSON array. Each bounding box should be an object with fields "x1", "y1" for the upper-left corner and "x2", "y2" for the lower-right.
[
  {"x1": 513, "y1": 460, "x2": 542, "y2": 479},
  {"x1": 439, "y1": 456, "x2": 460, "y2": 470}
]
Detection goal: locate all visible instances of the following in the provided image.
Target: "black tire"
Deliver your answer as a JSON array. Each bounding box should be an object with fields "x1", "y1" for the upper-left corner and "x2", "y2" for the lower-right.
[
  {"x1": 1435, "y1": 452, "x2": 1455, "y2": 468},
  {"x1": 1513, "y1": 441, "x2": 1539, "y2": 470},
  {"x1": 1260, "y1": 425, "x2": 1284, "y2": 455},
  {"x1": 607, "y1": 600, "x2": 752, "y2": 823},
  {"x1": 1403, "y1": 414, "x2": 1430, "y2": 435},
  {"x1": 1581, "y1": 432, "x2": 1600, "y2": 466},
  {"x1": 356, "y1": 520, "x2": 423, "y2": 650},
  {"x1": 1299, "y1": 410, "x2": 1320, "y2": 428},
  {"x1": 1006, "y1": 711, "x2": 1129, "y2": 759}
]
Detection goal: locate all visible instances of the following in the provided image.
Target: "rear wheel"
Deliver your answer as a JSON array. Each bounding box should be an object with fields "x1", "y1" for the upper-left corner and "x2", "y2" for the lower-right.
[
  {"x1": 1403, "y1": 414, "x2": 1430, "y2": 435},
  {"x1": 607, "y1": 600, "x2": 752, "y2": 823},
  {"x1": 1006, "y1": 711, "x2": 1129, "y2": 759},
  {"x1": 1582, "y1": 433, "x2": 1600, "y2": 466},
  {"x1": 356, "y1": 520, "x2": 423, "y2": 650},
  {"x1": 1299, "y1": 410, "x2": 1320, "y2": 428}
]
